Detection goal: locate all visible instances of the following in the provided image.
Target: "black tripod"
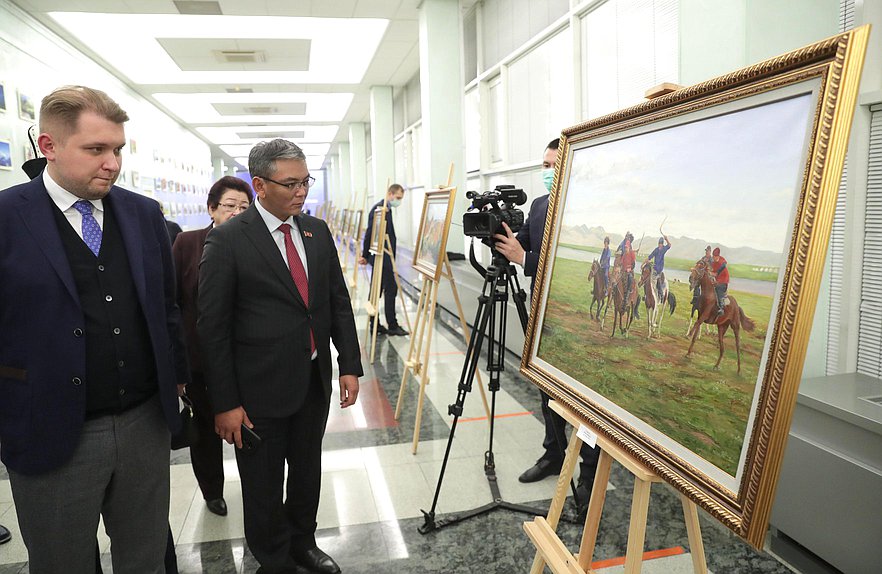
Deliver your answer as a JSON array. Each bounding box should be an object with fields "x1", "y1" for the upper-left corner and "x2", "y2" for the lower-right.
[{"x1": 419, "y1": 242, "x2": 570, "y2": 534}]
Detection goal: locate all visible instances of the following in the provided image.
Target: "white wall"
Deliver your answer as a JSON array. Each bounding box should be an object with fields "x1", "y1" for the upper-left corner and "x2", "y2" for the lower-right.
[{"x1": 0, "y1": 0, "x2": 213, "y2": 230}]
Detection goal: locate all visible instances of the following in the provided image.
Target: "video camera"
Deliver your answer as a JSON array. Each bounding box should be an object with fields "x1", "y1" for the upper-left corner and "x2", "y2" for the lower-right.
[{"x1": 462, "y1": 185, "x2": 527, "y2": 239}]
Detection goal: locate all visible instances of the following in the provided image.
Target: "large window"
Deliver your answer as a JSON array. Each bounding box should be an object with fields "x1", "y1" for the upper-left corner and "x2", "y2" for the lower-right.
[{"x1": 581, "y1": 0, "x2": 679, "y2": 120}]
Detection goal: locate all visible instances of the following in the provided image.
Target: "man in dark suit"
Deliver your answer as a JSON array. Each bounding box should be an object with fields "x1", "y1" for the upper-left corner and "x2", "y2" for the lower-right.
[
  {"x1": 493, "y1": 138, "x2": 599, "y2": 511},
  {"x1": 358, "y1": 184, "x2": 408, "y2": 336},
  {"x1": 0, "y1": 86, "x2": 188, "y2": 573},
  {"x1": 198, "y1": 139, "x2": 362, "y2": 574}
]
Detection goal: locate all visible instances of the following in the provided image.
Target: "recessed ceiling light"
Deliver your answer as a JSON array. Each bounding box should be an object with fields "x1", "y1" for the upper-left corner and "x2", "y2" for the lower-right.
[
  {"x1": 48, "y1": 13, "x2": 388, "y2": 84},
  {"x1": 153, "y1": 92, "x2": 353, "y2": 124},
  {"x1": 173, "y1": 1, "x2": 222, "y2": 16},
  {"x1": 197, "y1": 125, "x2": 340, "y2": 145}
]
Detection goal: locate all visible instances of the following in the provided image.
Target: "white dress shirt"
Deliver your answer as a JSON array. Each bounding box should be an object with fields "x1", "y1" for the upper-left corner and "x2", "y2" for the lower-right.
[
  {"x1": 43, "y1": 170, "x2": 105, "y2": 240},
  {"x1": 254, "y1": 198, "x2": 310, "y2": 279}
]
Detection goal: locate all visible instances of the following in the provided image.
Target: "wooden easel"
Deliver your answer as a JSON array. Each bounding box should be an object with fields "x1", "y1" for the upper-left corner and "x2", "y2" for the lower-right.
[
  {"x1": 350, "y1": 192, "x2": 369, "y2": 291},
  {"x1": 395, "y1": 251, "x2": 492, "y2": 453},
  {"x1": 525, "y1": 400, "x2": 707, "y2": 574},
  {"x1": 363, "y1": 200, "x2": 413, "y2": 363}
]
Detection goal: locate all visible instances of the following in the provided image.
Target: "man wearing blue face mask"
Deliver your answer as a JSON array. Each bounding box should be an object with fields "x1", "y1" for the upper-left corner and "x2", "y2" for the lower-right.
[
  {"x1": 360, "y1": 183, "x2": 409, "y2": 336},
  {"x1": 493, "y1": 138, "x2": 599, "y2": 516}
]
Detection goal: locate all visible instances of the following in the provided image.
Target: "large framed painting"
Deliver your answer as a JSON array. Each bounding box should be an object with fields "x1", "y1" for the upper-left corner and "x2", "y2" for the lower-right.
[
  {"x1": 521, "y1": 28, "x2": 868, "y2": 547},
  {"x1": 412, "y1": 187, "x2": 457, "y2": 281}
]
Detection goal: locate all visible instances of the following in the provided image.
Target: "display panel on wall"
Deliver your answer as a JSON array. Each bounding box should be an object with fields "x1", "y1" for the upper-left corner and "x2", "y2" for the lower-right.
[
  {"x1": 412, "y1": 186, "x2": 457, "y2": 281},
  {"x1": 520, "y1": 27, "x2": 868, "y2": 547}
]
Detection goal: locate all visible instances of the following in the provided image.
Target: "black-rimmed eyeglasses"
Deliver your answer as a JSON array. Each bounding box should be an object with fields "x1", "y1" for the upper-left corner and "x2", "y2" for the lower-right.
[{"x1": 261, "y1": 175, "x2": 315, "y2": 191}]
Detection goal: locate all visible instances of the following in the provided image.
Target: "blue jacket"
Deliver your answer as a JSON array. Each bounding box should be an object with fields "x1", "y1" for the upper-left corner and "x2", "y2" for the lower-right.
[{"x1": 0, "y1": 176, "x2": 188, "y2": 475}]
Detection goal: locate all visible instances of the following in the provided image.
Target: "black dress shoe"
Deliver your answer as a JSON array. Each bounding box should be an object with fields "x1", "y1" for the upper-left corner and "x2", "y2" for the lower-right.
[
  {"x1": 0, "y1": 524, "x2": 10, "y2": 545},
  {"x1": 518, "y1": 458, "x2": 562, "y2": 483},
  {"x1": 370, "y1": 322, "x2": 388, "y2": 335},
  {"x1": 386, "y1": 325, "x2": 409, "y2": 336},
  {"x1": 206, "y1": 498, "x2": 228, "y2": 516},
  {"x1": 292, "y1": 546, "x2": 341, "y2": 574}
]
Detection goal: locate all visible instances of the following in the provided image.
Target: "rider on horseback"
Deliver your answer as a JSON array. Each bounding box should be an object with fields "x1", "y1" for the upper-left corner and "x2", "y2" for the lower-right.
[
  {"x1": 646, "y1": 235, "x2": 671, "y2": 297},
  {"x1": 621, "y1": 239, "x2": 637, "y2": 305},
  {"x1": 599, "y1": 236, "x2": 611, "y2": 296},
  {"x1": 711, "y1": 247, "x2": 729, "y2": 316}
]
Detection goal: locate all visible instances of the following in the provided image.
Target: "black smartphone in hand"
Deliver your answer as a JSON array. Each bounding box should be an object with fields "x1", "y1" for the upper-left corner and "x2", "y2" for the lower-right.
[{"x1": 240, "y1": 424, "x2": 262, "y2": 450}]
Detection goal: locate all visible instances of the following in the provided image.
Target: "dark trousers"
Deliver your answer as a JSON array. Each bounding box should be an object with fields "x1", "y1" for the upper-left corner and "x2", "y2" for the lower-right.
[
  {"x1": 10, "y1": 396, "x2": 169, "y2": 574},
  {"x1": 539, "y1": 390, "x2": 599, "y2": 484},
  {"x1": 186, "y1": 372, "x2": 225, "y2": 500},
  {"x1": 235, "y1": 366, "x2": 330, "y2": 572},
  {"x1": 370, "y1": 255, "x2": 399, "y2": 328}
]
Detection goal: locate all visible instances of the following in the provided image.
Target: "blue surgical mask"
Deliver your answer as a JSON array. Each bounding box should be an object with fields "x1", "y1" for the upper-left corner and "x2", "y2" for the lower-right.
[
  {"x1": 389, "y1": 198, "x2": 402, "y2": 208},
  {"x1": 541, "y1": 168, "x2": 555, "y2": 193}
]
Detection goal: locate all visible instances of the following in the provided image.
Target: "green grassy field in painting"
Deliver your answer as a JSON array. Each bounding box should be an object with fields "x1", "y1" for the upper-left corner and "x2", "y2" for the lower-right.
[{"x1": 536, "y1": 257, "x2": 774, "y2": 476}]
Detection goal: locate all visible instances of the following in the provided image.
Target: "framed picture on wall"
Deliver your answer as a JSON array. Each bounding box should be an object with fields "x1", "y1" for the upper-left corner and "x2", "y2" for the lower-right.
[
  {"x1": 0, "y1": 139, "x2": 12, "y2": 170},
  {"x1": 520, "y1": 27, "x2": 869, "y2": 547},
  {"x1": 17, "y1": 90, "x2": 35, "y2": 121},
  {"x1": 412, "y1": 187, "x2": 457, "y2": 282},
  {"x1": 0, "y1": 83, "x2": 6, "y2": 113}
]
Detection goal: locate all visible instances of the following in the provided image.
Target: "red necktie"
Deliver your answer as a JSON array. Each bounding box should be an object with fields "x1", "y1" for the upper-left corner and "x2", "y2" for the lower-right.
[{"x1": 279, "y1": 223, "x2": 315, "y2": 354}]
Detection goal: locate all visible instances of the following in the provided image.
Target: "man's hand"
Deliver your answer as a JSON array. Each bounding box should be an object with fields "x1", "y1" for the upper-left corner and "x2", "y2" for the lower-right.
[
  {"x1": 358, "y1": 256, "x2": 367, "y2": 265},
  {"x1": 339, "y1": 375, "x2": 359, "y2": 408},
  {"x1": 215, "y1": 406, "x2": 253, "y2": 449},
  {"x1": 177, "y1": 384, "x2": 186, "y2": 397},
  {"x1": 492, "y1": 222, "x2": 526, "y2": 265}
]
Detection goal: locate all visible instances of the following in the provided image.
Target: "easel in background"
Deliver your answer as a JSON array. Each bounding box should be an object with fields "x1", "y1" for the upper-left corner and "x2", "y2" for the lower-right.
[
  {"x1": 393, "y1": 165, "x2": 491, "y2": 453},
  {"x1": 350, "y1": 191, "x2": 370, "y2": 291},
  {"x1": 334, "y1": 208, "x2": 350, "y2": 253},
  {"x1": 362, "y1": 196, "x2": 413, "y2": 363},
  {"x1": 524, "y1": 400, "x2": 707, "y2": 574},
  {"x1": 340, "y1": 206, "x2": 362, "y2": 275}
]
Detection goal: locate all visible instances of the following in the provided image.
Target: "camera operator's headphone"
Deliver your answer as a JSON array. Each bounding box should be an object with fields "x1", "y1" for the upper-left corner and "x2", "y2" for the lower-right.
[{"x1": 22, "y1": 125, "x2": 47, "y2": 180}]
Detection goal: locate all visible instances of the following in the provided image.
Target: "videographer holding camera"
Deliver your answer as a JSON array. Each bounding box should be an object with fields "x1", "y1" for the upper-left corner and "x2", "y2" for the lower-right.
[{"x1": 493, "y1": 138, "x2": 599, "y2": 512}]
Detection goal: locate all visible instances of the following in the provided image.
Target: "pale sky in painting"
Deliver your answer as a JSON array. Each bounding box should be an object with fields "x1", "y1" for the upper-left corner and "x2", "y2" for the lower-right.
[{"x1": 562, "y1": 94, "x2": 814, "y2": 254}]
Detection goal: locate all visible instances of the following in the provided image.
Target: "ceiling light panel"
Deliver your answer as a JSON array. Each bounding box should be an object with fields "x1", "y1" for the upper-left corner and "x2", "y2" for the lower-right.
[
  {"x1": 197, "y1": 125, "x2": 340, "y2": 145},
  {"x1": 48, "y1": 13, "x2": 388, "y2": 84},
  {"x1": 152, "y1": 92, "x2": 353, "y2": 124}
]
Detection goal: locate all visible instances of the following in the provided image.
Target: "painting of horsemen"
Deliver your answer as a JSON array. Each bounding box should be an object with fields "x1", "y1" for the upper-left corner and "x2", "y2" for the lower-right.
[{"x1": 519, "y1": 28, "x2": 868, "y2": 547}]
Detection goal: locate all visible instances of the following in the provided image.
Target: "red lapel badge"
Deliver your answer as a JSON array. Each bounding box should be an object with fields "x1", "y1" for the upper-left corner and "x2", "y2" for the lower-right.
[{"x1": 303, "y1": 231, "x2": 313, "y2": 238}]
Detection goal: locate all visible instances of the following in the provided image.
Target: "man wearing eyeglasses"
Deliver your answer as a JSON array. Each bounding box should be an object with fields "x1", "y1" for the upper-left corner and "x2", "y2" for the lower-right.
[
  {"x1": 359, "y1": 183, "x2": 409, "y2": 336},
  {"x1": 198, "y1": 139, "x2": 362, "y2": 574}
]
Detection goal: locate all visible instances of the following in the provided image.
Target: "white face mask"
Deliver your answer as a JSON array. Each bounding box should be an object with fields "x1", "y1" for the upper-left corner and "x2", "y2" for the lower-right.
[{"x1": 389, "y1": 198, "x2": 402, "y2": 208}]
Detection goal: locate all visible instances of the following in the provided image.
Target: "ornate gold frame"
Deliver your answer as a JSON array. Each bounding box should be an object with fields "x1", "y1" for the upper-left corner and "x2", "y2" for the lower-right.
[
  {"x1": 412, "y1": 187, "x2": 457, "y2": 281},
  {"x1": 520, "y1": 27, "x2": 868, "y2": 547}
]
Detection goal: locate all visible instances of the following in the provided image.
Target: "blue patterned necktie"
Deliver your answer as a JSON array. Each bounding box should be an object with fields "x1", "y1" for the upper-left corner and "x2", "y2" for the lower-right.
[{"x1": 73, "y1": 200, "x2": 102, "y2": 257}]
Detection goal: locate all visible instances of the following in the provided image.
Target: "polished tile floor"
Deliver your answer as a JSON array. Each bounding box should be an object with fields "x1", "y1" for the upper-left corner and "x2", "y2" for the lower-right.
[{"x1": 0, "y1": 249, "x2": 799, "y2": 573}]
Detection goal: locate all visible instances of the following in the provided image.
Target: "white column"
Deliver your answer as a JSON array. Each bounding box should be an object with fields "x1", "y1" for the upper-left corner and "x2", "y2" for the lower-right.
[
  {"x1": 349, "y1": 123, "x2": 368, "y2": 209},
  {"x1": 370, "y1": 86, "x2": 395, "y2": 200},
  {"x1": 338, "y1": 142, "x2": 352, "y2": 208},
  {"x1": 419, "y1": 0, "x2": 467, "y2": 252},
  {"x1": 370, "y1": 85, "x2": 409, "y2": 242},
  {"x1": 325, "y1": 156, "x2": 338, "y2": 206},
  {"x1": 212, "y1": 157, "x2": 224, "y2": 181}
]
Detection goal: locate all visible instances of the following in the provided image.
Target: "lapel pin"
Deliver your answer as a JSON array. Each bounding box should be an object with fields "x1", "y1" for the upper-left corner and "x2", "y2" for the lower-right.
[{"x1": 303, "y1": 231, "x2": 313, "y2": 238}]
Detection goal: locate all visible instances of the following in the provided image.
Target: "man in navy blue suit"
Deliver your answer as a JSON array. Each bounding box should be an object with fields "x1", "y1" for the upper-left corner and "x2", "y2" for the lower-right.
[
  {"x1": 0, "y1": 86, "x2": 188, "y2": 573},
  {"x1": 493, "y1": 138, "x2": 599, "y2": 512}
]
